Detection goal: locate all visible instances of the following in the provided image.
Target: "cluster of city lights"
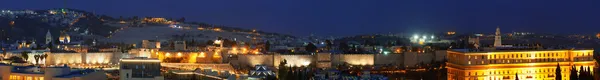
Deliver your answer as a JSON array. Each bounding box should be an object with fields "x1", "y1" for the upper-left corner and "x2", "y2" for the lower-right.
[{"x1": 411, "y1": 34, "x2": 435, "y2": 44}]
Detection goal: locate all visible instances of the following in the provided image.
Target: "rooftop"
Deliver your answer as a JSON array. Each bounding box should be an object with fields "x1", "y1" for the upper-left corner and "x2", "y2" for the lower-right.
[
  {"x1": 11, "y1": 65, "x2": 44, "y2": 74},
  {"x1": 450, "y1": 48, "x2": 593, "y2": 53},
  {"x1": 54, "y1": 69, "x2": 99, "y2": 78}
]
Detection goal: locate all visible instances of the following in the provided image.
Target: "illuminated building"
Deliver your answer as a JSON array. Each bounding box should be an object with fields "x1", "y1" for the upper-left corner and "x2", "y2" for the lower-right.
[
  {"x1": 141, "y1": 40, "x2": 161, "y2": 49},
  {"x1": 494, "y1": 27, "x2": 502, "y2": 47},
  {"x1": 119, "y1": 57, "x2": 163, "y2": 80},
  {"x1": 0, "y1": 64, "x2": 107, "y2": 80},
  {"x1": 410, "y1": 34, "x2": 437, "y2": 45},
  {"x1": 596, "y1": 33, "x2": 600, "y2": 39},
  {"x1": 156, "y1": 50, "x2": 223, "y2": 63},
  {"x1": 143, "y1": 17, "x2": 170, "y2": 24},
  {"x1": 129, "y1": 48, "x2": 159, "y2": 58},
  {"x1": 45, "y1": 30, "x2": 52, "y2": 44},
  {"x1": 174, "y1": 41, "x2": 186, "y2": 51},
  {"x1": 447, "y1": 31, "x2": 456, "y2": 35},
  {"x1": 58, "y1": 31, "x2": 70, "y2": 43},
  {"x1": 446, "y1": 49, "x2": 595, "y2": 80}
]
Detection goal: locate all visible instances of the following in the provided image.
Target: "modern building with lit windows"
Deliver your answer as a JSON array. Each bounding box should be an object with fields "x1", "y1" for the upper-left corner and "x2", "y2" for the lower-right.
[
  {"x1": 119, "y1": 57, "x2": 164, "y2": 80},
  {"x1": 446, "y1": 49, "x2": 595, "y2": 80}
]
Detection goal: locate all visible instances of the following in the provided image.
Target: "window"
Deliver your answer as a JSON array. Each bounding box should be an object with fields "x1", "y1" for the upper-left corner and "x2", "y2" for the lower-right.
[
  {"x1": 468, "y1": 56, "x2": 471, "y2": 59},
  {"x1": 482, "y1": 56, "x2": 485, "y2": 59}
]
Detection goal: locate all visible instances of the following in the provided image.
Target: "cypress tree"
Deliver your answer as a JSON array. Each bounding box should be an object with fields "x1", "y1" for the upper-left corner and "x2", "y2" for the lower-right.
[
  {"x1": 579, "y1": 66, "x2": 584, "y2": 79},
  {"x1": 570, "y1": 66, "x2": 578, "y2": 80},
  {"x1": 555, "y1": 63, "x2": 561, "y2": 80}
]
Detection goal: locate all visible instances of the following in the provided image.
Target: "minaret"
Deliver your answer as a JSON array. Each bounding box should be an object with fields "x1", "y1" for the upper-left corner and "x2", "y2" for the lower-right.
[
  {"x1": 46, "y1": 30, "x2": 52, "y2": 44},
  {"x1": 494, "y1": 26, "x2": 502, "y2": 47}
]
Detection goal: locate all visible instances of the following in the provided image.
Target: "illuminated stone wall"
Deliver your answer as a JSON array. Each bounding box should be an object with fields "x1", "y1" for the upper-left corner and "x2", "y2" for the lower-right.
[
  {"x1": 236, "y1": 54, "x2": 274, "y2": 67},
  {"x1": 235, "y1": 52, "x2": 441, "y2": 67},
  {"x1": 46, "y1": 52, "x2": 116, "y2": 65},
  {"x1": 84, "y1": 53, "x2": 113, "y2": 64},
  {"x1": 274, "y1": 54, "x2": 313, "y2": 67},
  {"x1": 374, "y1": 54, "x2": 403, "y2": 65},
  {"x1": 47, "y1": 53, "x2": 82, "y2": 65},
  {"x1": 332, "y1": 54, "x2": 374, "y2": 66}
]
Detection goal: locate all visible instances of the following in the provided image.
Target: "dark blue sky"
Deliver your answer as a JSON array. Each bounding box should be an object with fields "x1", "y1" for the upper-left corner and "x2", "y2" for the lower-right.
[{"x1": 3, "y1": 0, "x2": 600, "y2": 36}]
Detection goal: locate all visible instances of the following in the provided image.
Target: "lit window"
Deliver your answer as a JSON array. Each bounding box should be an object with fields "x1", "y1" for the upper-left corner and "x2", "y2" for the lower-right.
[{"x1": 468, "y1": 61, "x2": 471, "y2": 64}]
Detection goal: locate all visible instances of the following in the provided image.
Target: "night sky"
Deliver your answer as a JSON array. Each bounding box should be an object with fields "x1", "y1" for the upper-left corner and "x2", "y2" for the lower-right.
[{"x1": 2, "y1": 0, "x2": 600, "y2": 36}]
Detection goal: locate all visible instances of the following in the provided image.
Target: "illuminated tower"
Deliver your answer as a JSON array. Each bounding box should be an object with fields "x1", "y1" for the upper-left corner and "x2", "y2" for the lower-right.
[
  {"x1": 45, "y1": 30, "x2": 52, "y2": 44},
  {"x1": 494, "y1": 27, "x2": 502, "y2": 47}
]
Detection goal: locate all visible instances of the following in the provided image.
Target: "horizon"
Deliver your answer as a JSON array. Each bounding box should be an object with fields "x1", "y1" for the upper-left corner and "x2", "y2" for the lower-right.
[{"x1": 2, "y1": 0, "x2": 600, "y2": 37}]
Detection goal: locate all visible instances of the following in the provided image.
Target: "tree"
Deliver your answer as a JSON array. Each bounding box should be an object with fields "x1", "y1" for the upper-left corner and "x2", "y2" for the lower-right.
[
  {"x1": 586, "y1": 66, "x2": 592, "y2": 80},
  {"x1": 570, "y1": 66, "x2": 578, "y2": 80},
  {"x1": 385, "y1": 41, "x2": 393, "y2": 47},
  {"x1": 265, "y1": 41, "x2": 271, "y2": 51},
  {"x1": 325, "y1": 40, "x2": 332, "y2": 50},
  {"x1": 305, "y1": 43, "x2": 317, "y2": 53},
  {"x1": 395, "y1": 40, "x2": 405, "y2": 46},
  {"x1": 34, "y1": 55, "x2": 40, "y2": 65},
  {"x1": 8, "y1": 56, "x2": 26, "y2": 63},
  {"x1": 579, "y1": 66, "x2": 584, "y2": 79},
  {"x1": 177, "y1": 17, "x2": 186, "y2": 22},
  {"x1": 41, "y1": 54, "x2": 48, "y2": 64},
  {"x1": 47, "y1": 43, "x2": 54, "y2": 49},
  {"x1": 206, "y1": 40, "x2": 214, "y2": 45},
  {"x1": 555, "y1": 63, "x2": 561, "y2": 80},
  {"x1": 119, "y1": 16, "x2": 123, "y2": 21},
  {"x1": 338, "y1": 42, "x2": 349, "y2": 52},
  {"x1": 278, "y1": 59, "x2": 288, "y2": 79},
  {"x1": 132, "y1": 16, "x2": 139, "y2": 20},
  {"x1": 20, "y1": 51, "x2": 29, "y2": 62},
  {"x1": 1, "y1": 47, "x2": 6, "y2": 58}
]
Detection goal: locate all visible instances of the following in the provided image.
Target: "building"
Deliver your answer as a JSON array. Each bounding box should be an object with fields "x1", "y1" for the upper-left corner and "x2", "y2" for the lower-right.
[
  {"x1": 58, "y1": 32, "x2": 70, "y2": 44},
  {"x1": 46, "y1": 30, "x2": 52, "y2": 45},
  {"x1": 446, "y1": 49, "x2": 595, "y2": 80},
  {"x1": 596, "y1": 33, "x2": 600, "y2": 39},
  {"x1": 174, "y1": 41, "x2": 186, "y2": 51},
  {"x1": 119, "y1": 57, "x2": 163, "y2": 80},
  {"x1": 0, "y1": 64, "x2": 107, "y2": 80},
  {"x1": 494, "y1": 27, "x2": 502, "y2": 47},
  {"x1": 249, "y1": 65, "x2": 274, "y2": 78},
  {"x1": 141, "y1": 40, "x2": 161, "y2": 49},
  {"x1": 128, "y1": 48, "x2": 158, "y2": 58}
]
